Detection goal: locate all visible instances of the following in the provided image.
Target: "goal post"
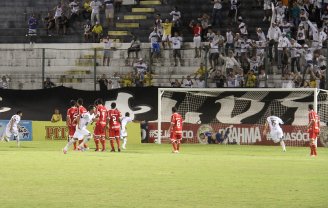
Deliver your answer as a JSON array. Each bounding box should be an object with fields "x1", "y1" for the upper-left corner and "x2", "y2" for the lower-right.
[{"x1": 157, "y1": 88, "x2": 328, "y2": 147}]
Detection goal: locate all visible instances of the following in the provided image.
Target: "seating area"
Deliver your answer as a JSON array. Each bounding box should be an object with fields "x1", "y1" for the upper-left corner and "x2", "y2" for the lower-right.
[{"x1": 0, "y1": 0, "x2": 327, "y2": 90}]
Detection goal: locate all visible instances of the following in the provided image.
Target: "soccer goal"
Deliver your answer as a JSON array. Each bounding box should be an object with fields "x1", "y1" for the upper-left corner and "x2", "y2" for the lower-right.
[{"x1": 157, "y1": 88, "x2": 328, "y2": 147}]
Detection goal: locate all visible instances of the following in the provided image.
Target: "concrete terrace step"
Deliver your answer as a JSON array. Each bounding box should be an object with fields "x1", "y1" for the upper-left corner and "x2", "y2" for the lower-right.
[
  {"x1": 140, "y1": 0, "x2": 161, "y2": 5},
  {"x1": 131, "y1": 7, "x2": 155, "y2": 13},
  {"x1": 116, "y1": 22, "x2": 140, "y2": 28},
  {"x1": 124, "y1": 15, "x2": 147, "y2": 20}
]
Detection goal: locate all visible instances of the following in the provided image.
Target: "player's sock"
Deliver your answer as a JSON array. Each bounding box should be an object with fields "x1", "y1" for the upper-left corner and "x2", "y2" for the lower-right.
[
  {"x1": 94, "y1": 138, "x2": 100, "y2": 150},
  {"x1": 100, "y1": 138, "x2": 106, "y2": 151},
  {"x1": 280, "y1": 140, "x2": 286, "y2": 152},
  {"x1": 116, "y1": 138, "x2": 121, "y2": 151},
  {"x1": 313, "y1": 146, "x2": 317, "y2": 156},
  {"x1": 122, "y1": 138, "x2": 127, "y2": 149},
  {"x1": 171, "y1": 142, "x2": 177, "y2": 152},
  {"x1": 110, "y1": 139, "x2": 115, "y2": 151},
  {"x1": 73, "y1": 140, "x2": 77, "y2": 150},
  {"x1": 310, "y1": 144, "x2": 314, "y2": 156},
  {"x1": 15, "y1": 136, "x2": 20, "y2": 147},
  {"x1": 82, "y1": 136, "x2": 91, "y2": 147},
  {"x1": 177, "y1": 142, "x2": 180, "y2": 151},
  {"x1": 64, "y1": 138, "x2": 75, "y2": 152}
]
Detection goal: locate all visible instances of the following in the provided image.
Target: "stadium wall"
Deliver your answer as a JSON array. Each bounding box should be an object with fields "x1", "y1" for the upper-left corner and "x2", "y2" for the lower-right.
[{"x1": 0, "y1": 87, "x2": 327, "y2": 147}]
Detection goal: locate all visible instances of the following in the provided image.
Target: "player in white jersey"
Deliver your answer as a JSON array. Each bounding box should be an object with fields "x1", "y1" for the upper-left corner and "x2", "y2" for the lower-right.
[
  {"x1": 63, "y1": 105, "x2": 97, "y2": 154},
  {"x1": 1, "y1": 111, "x2": 23, "y2": 147},
  {"x1": 120, "y1": 112, "x2": 134, "y2": 150},
  {"x1": 263, "y1": 111, "x2": 286, "y2": 152}
]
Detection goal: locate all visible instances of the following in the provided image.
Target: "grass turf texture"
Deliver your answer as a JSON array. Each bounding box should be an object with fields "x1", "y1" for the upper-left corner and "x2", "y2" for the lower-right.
[{"x1": 0, "y1": 141, "x2": 327, "y2": 208}]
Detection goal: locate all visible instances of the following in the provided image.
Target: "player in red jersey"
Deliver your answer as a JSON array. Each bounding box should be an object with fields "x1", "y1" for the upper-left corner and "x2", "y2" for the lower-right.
[
  {"x1": 307, "y1": 104, "x2": 320, "y2": 157},
  {"x1": 94, "y1": 98, "x2": 107, "y2": 151},
  {"x1": 107, "y1": 102, "x2": 122, "y2": 152},
  {"x1": 66, "y1": 100, "x2": 78, "y2": 150},
  {"x1": 75, "y1": 98, "x2": 88, "y2": 149},
  {"x1": 168, "y1": 106, "x2": 183, "y2": 153}
]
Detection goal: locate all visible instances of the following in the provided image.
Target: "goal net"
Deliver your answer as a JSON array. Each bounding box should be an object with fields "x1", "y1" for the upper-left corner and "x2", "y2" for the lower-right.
[{"x1": 157, "y1": 88, "x2": 328, "y2": 147}]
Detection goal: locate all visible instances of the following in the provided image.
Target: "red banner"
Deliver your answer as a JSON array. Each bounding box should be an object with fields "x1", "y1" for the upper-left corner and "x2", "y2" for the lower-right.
[{"x1": 148, "y1": 122, "x2": 327, "y2": 147}]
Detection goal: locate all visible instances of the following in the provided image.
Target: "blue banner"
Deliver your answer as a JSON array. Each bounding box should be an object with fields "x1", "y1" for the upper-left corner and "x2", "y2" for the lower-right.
[{"x1": 0, "y1": 120, "x2": 33, "y2": 141}]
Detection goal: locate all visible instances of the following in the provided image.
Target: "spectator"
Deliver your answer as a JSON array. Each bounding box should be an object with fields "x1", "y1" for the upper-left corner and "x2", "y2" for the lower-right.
[
  {"x1": 114, "y1": 0, "x2": 123, "y2": 12},
  {"x1": 108, "y1": 72, "x2": 121, "y2": 89},
  {"x1": 238, "y1": 16, "x2": 248, "y2": 37},
  {"x1": 148, "y1": 28, "x2": 161, "y2": 62},
  {"x1": 69, "y1": 0, "x2": 81, "y2": 23},
  {"x1": 263, "y1": 0, "x2": 272, "y2": 22},
  {"x1": 189, "y1": 20, "x2": 202, "y2": 58},
  {"x1": 82, "y1": 0, "x2": 92, "y2": 19},
  {"x1": 84, "y1": 20, "x2": 92, "y2": 42},
  {"x1": 211, "y1": 0, "x2": 222, "y2": 27},
  {"x1": 58, "y1": 14, "x2": 69, "y2": 35},
  {"x1": 258, "y1": 69, "x2": 267, "y2": 88},
  {"x1": 170, "y1": 32, "x2": 183, "y2": 66},
  {"x1": 228, "y1": 0, "x2": 240, "y2": 24},
  {"x1": 51, "y1": 108, "x2": 63, "y2": 123},
  {"x1": 90, "y1": 0, "x2": 102, "y2": 25},
  {"x1": 181, "y1": 75, "x2": 194, "y2": 88},
  {"x1": 245, "y1": 69, "x2": 257, "y2": 87},
  {"x1": 97, "y1": 74, "x2": 109, "y2": 91},
  {"x1": 170, "y1": 7, "x2": 182, "y2": 35},
  {"x1": 290, "y1": 38, "x2": 302, "y2": 72},
  {"x1": 213, "y1": 70, "x2": 226, "y2": 88},
  {"x1": 54, "y1": 2, "x2": 64, "y2": 35},
  {"x1": 104, "y1": 0, "x2": 115, "y2": 28},
  {"x1": 102, "y1": 36, "x2": 112, "y2": 66},
  {"x1": 198, "y1": 13, "x2": 210, "y2": 41},
  {"x1": 225, "y1": 28, "x2": 234, "y2": 55},
  {"x1": 92, "y1": 21, "x2": 103, "y2": 42},
  {"x1": 267, "y1": 22, "x2": 282, "y2": 63},
  {"x1": 208, "y1": 35, "x2": 220, "y2": 69},
  {"x1": 221, "y1": 50, "x2": 240, "y2": 75},
  {"x1": 133, "y1": 58, "x2": 148, "y2": 74},
  {"x1": 0, "y1": 76, "x2": 9, "y2": 89},
  {"x1": 27, "y1": 13, "x2": 38, "y2": 44},
  {"x1": 44, "y1": 77, "x2": 56, "y2": 89},
  {"x1": 162, "y1": 19, "x2": 173, "y2": 49},
  {"x1": 44, "y1": 12, "x2": 55, "y2": 36},
  {"x1": 169, "y1": 6, "x2": 181, "y2": 23},
  {"x1": 144, "y1": 71, "x2": 153, "y2": 87},
  {"x1": 127, "y1": 36, "x2": 141, "y2": 59},
  {"x1": 121, "y1": 72, "x2": 133, "y2": 87},
  {"x1": 154, "y1": 14, "x2": 163, "y2": 37},
  {"x1": 291, "y1": 2, "x2": 301, "y2": 27},
  {"x1": 194, "y1": 76, "x2": 206, "y2": 88},
  {"x1": 194, "y1": 63, "x2": 206, "y2": 79},
  {"x1": 169, "y1": 75, "x2": 181, "y2": 87}
]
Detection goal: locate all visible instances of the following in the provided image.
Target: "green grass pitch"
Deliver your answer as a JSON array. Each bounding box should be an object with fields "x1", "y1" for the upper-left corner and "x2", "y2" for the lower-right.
[{"x1": 0, "y1": 141, "x2": 327, "y2": 208}]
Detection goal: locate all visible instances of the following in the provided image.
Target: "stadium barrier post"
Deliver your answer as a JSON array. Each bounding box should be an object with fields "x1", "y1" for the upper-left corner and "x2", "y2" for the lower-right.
[
  {"x1": 94, "y1": 48, "x2": 97, "y2": 91},
  {"x1": 326, "y1": 41, "x2": 328, "y2": 90},
  {"x1": 42, "y1": 48, "x2": 45, "y2": 89},
  {"x1": 204, "y1": 47, "x2": 209, "y2": 88}
]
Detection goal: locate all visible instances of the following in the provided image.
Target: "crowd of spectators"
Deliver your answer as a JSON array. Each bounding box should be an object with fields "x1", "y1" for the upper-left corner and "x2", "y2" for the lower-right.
[{"x1": 140, "y1": 0, "x2": 328, "y2": 88}]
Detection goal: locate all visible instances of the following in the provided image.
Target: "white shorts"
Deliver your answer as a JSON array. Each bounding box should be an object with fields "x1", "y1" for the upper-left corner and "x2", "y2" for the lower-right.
[
  {"x1": 3, "y1": 125, "x2": 19, "y2": 138},
  {"x1": 270, "y1": 130, "x2": 283, "y2": 143},
  {"x1": 121, "y1": 129, "x2": 128, "y2": 138},
  {"x1": 193, "y1": 36, "x2": 201, "y2": 48},
  {"x1": 73, "y1": 127, "x2": 91, "y2": 140}
]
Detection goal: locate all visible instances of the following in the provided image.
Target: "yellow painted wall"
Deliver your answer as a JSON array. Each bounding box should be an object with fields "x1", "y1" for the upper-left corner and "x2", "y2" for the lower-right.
[{"x1": 32, "y1": 121, "x2": 141, "y2": 144}]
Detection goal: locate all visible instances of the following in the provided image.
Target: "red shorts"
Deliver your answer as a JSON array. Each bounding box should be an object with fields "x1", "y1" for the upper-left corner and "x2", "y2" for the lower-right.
[
  {"x1": 68, "y1": 126, "x2": 76, "y2": 137},
  {"x1": 309, "y1": 131, "x2": 319, "y2": 140},
  {"x1": 109, "y1": 128, "x2": 120, "y2": 138},
  {"x1": 170, "y1": 131, "x2": 182, "y2": 143},
  {"x1": 94, "y1": 123, "x2": 106, "y2": 138}
]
